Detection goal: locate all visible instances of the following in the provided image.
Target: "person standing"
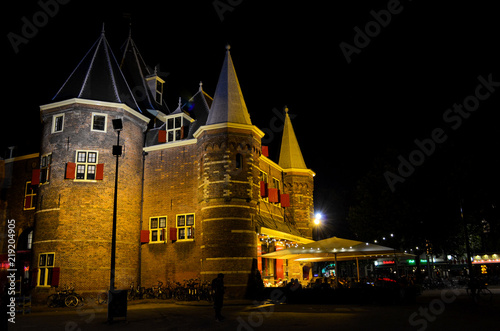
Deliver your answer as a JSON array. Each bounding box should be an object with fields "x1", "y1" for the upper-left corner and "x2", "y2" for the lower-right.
[{"x1": 212, "y1": 273, "x2": 225, "y2": 321}]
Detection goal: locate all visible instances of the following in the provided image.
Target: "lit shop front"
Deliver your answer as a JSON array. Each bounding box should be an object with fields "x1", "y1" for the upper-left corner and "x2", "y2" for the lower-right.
[
  {"x1": 472, "y1": 253, "x2": 500, "y2": 279},
  {"x1": 257, "y1": 227, "x2": 314, "y2": 287}
]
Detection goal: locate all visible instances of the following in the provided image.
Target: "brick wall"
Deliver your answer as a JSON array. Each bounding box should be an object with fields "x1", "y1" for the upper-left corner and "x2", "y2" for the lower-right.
[
  {"x1": 31, "y1": 101, "x2": 147, "y2": 301},
  {"x1": 141, "y1": 141, "x2": 201, "y2": 287}
]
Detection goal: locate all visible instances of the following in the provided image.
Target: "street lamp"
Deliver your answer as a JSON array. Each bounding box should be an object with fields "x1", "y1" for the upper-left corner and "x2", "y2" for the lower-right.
[
  {"x1": 313, "y1": 213, "x2": 322, "y2": 240},
  {"x1": 108, "y1": 118, "x2": 123, "y2": 323}
]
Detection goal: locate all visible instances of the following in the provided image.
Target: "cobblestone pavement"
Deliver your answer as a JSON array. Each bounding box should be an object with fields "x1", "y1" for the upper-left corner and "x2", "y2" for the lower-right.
[{"x1": 8, "y1": 288, "x2": 500, "y2": 331}]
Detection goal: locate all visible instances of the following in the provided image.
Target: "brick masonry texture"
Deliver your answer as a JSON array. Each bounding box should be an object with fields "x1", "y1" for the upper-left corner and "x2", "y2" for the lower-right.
[{"x1": 2, "y1": 106, "x2": 315, "y2": 301}]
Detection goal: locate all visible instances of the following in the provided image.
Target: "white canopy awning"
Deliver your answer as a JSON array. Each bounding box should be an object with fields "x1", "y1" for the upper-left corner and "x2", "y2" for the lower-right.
[{"x1": 261, "y1": 236, "x2": 414, "y2": 262}]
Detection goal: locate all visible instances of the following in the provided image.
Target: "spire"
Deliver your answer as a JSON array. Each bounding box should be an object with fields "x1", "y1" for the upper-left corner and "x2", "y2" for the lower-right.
[
  {"x1": 278, "y1": 107, "x2": 307, "y2": 169},
  {"x1": 206, "y1": 45, "x2": 252, "y2": 125},
  {"x1": 52, "y1": 28, "x2": 141, "y2": 112},
  {"x1": 119, "y1": 32, "x2": 170, "y2": 114}
]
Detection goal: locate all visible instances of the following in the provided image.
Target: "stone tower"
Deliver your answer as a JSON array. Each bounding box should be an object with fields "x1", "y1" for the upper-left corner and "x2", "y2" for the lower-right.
[
  {"x1": 32, "y1": 29, "x2": 149, "y2": 301},
  {"x1": 279, "y1": 108, "x2": 315, "y2": 239},
  {"x1": 195, "y1": 46, "x2": 265, "y2": 298}
]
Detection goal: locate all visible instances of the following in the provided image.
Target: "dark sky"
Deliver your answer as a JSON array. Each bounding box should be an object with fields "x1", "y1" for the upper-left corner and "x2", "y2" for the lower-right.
[{"x1": 3, "y1": 1, "x2": 500, "y2": 231}]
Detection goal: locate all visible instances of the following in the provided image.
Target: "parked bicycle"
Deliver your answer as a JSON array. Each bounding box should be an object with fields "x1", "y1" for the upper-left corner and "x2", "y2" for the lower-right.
[
  {"x1": 467, "y1": 281, "x2": 493, "y2": 303},
  {"x1": 144, "y1": 281, "x2": 169, "y2": 300},
  {"x1": 47, "y1": 284, "x2": 84, "y2": 308},
  {"x1": 172, "y1": 278, "x2": 213, "y2": 302},
  {"x1": 127, "y1": 282, "x2": 145, "y2": 301}
]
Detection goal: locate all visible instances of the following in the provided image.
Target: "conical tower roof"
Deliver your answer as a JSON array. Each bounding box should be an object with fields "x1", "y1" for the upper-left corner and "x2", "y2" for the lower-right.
[
  {"x1": 206, "y1": 45, "x2": 252, "y2": 125},
  {"x1": 119, "y1": 30, "x2": 170, "y2": 114},
  {"x1": 279, "y1": 107, "x2": 307, "y2": 169},
  {"x1": 52, "y1": 26, "x2": 141, "y2": 112}
]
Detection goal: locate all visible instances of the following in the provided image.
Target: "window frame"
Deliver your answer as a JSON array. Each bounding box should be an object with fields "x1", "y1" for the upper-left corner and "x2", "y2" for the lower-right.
[
  {"x1": 155, "y1": 79, "x2": 163, "y2": 104},
  {"x1": 166, "y1": 115, "x2": 184, "y2": 142},
  {"x1": 270, "y1": 177, "x2": 281, "y2": 207},
  {"x1": 75, "y1": 150, "x2": 99, "y2": 181},
  {"x1": 37, "y1": 252, "x2": 55, "y2": 287},
  {"x1": 91, "y1": 113, "x2": 108, "y2": 132},
  {"x1": 149, "y1": 216, "x2": 167, "y2": 243},
  {"x1": 40, "y1": 153, "x2": 52, "y2": 185},
  {"x1": 259, "y1": 170, "x2": 269, "y2": 202},
  {"x1": 23, "y1": 181, "x2": 36, "y2": 210},
  {"x1": 51, "y1": 114, "x2": 64, "y2": 133},
  {"x1": 176, "y1": 213, "x2": 195, "y2": 241}
]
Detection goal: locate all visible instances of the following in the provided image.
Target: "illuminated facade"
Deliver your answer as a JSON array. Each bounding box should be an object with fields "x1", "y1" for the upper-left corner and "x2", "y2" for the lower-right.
[{"x1": 0, "y1": 30, "x2": 315, "y2": 300}]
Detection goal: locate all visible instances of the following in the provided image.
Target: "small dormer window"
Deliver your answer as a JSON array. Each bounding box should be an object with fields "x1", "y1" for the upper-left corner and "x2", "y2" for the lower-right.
[
  {"x1": 167, "y1": 115, "x2": 184, "y2": 142},
  {"x1": 146, "y1": 74, "x2": 165, "y2": 105},
  {"x1": 156, "y1": 79, "x2": 163, "y2": 104}
]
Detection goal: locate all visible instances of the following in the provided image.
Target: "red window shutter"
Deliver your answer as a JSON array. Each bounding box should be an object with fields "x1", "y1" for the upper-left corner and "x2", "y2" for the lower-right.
[
  {"x1": 51, "y1": 267, "x2": 60, "y2": 287},
  {"x1": 268, "y1": 188, "x2": 279, "y2": 203},
  {"x1": 158, "y1": 130, "x2": 167, "y2": 143},
  {"x1": 140, "y1": 230, "x2": 150, "y2": 243},
  {"x1": 275, "y1": 246, "x2": 284, "y2": 279},
  {"x1": 180, "y1": 126, "x2": 186, "y2": 139},
  {"x1": 31, "y1": 169, "x2": 40, "y2": 185},
  {"x1": 96, "y1": 163, "x2": 104, "y2": 180},
  {"x1": 31, "y1": 268, "x2": 38, "y2": 287},
  {"x1": 261, "y1": 146, "x2": 269, "y2": 157},
  {"x1": 169, "y1": 227, "x2": 177, "y2": 241},
  {"x1": 280, "y1": 193, "x2": 290, "y2": 207},
  {"x1": 24, "y1": 196, "x2": 32, "y2": 209},
  {"x1": 260, "y1": 181, "x2": 268, "y2": 197},
  {"x1": 65, "y1": 162, "x2": 76, "y2": 179}
]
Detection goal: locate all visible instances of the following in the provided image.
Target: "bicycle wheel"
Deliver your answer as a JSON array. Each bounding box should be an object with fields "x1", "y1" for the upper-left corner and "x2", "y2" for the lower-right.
[
  {"x1": 77, "y1": 295, "x2": 85, "y2": 306},
  {"x1": 97, "y1": 292, "x2": 108, "y2": 304},
  {"x1": 65, "y1": 295, "x2": 79, "y2": 307},
  {"x1": 47, "y1": 294, "x2": 59, "y2": 308}
]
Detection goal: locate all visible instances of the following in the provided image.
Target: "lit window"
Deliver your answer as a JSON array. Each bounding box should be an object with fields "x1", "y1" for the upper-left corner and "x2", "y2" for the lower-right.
[
  {"x1": 166, "y1": 115, "x2": 184, "y2": 142},
  {"x1": 92, "y1": 113, "x2": 107, "y2": 132},
  {"x1": 52, "y1": 114, "x2": 64, "y2": 133},
  {"x1": 27, "y1": 231, "x2": 33, "y2": 250},
  {"x1": 38, "y1": 253, "x2": 55, "y2": 286},
  {"x1": 177, "y1": 213, "x2": 195, "y2": 240},
  {"x1": 40, "y1": 153, "x2": 52, "y2": 184},
  {"x1": 23, "y1": 181, "x2": 36, "y2": 210},
  {"x1": 75, "y1": 151, "x2": 98, "y2": 180},
  {"x1": 149, "y1": 216, "x2": 167, "y2": 243}
]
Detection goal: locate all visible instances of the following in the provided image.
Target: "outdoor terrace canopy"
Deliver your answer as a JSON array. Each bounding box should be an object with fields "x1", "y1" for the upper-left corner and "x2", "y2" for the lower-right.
[{"x1": 260, "y1": 236, "x2": 414, "y2": 262}]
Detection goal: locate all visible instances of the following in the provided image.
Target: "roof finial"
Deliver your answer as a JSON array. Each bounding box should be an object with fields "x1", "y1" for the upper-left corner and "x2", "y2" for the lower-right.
[
  {"x1": 199, "y1": 81, "x2": 203, "y2": 91},
  {"x1": 101, "y1": 22, "x2": 105, "y2": 35},
  {"x1": 284, "y1": 105, "x2": 289, "y2": 114},
  {"x1": 225, "y1": 44, "x2": 231, "y2": 51},
  {"x1": 178, "y1": 97, "x2": 182, "y2": 108}
]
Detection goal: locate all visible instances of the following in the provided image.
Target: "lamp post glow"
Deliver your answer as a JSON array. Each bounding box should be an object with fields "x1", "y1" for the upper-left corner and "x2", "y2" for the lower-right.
[{"x1": 313, "y1": 213, "x2": 322, "y2": 240}]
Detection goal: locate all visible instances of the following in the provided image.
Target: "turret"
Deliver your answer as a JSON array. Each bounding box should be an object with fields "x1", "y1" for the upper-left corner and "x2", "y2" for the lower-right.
[
  {"x1": 195, "y1": 45, "x2": 264, "y2": 298},
  {"x1": 278, "y1": 107, "x2": 315, "y2": 239},
  {"x1": 32, "y1": 29, "x2": 148, "y2": 302}
]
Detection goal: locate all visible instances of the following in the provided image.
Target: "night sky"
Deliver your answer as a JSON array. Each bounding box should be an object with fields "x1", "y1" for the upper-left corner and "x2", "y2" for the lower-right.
[{"x1": 3, "y1": 1, "x2": 500, "y2": 236}]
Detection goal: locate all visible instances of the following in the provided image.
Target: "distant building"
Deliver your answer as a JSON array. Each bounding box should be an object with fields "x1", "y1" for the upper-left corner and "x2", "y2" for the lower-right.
[{"x1": 0, "y1": 28, "x2": 316, "y2": 301}]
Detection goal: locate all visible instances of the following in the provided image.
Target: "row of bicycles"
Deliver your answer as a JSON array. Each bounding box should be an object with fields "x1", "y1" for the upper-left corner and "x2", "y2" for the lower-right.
[
  {"x1": 128, "y1": 279, "x2": 214, "y2": 302},
  {"x1": 47, "y1": 279, "x2": 214, "y2": 307}
]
